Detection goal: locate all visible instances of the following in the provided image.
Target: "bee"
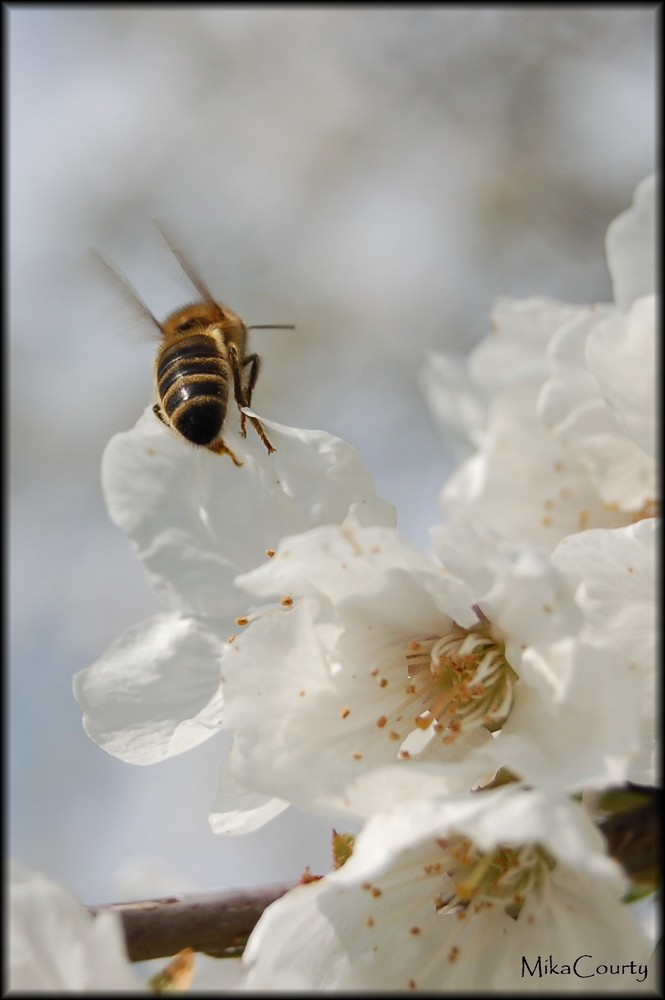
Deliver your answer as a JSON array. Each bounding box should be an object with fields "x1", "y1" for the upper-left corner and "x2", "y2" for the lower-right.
[{"x1": 95, "y1": 227, "x2": 293, "y2": 466}]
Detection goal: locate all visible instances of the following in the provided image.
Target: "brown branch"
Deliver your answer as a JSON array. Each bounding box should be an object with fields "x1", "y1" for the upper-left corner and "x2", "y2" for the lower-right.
[
  {"x1": 598, "y1": 786, "x2": 661, "y2": 881},
  {"x1": 88, "y1": 882, "x2": 296, "y2": 963},
  {"x1": 86, "y1": 787, "x2": 660, "y2": 965}
]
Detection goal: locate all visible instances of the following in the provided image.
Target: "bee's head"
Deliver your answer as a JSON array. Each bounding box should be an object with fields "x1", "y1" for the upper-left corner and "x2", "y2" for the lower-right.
[{"x1": 161, "y1": 301, "x2": 246, "y2": 339}]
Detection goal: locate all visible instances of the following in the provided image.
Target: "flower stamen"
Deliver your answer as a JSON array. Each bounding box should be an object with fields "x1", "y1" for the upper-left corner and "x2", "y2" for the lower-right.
[
  {"x1": 405, "y1": 622, "x2": 516, "y2": 742},
  {"x1": 432, "y1": 836, "x2": 554, "y2": 921}
]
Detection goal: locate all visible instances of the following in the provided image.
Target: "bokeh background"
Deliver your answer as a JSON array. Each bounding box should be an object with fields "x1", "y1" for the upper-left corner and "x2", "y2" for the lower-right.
[{"x1": 9, "y1": 6, "x2": 656, "y2": 914}]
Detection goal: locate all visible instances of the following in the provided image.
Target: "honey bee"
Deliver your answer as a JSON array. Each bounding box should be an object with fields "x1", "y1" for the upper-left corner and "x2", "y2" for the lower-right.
[{"x1": 95, "y1": 227, "x2": 293, "y2": 466}]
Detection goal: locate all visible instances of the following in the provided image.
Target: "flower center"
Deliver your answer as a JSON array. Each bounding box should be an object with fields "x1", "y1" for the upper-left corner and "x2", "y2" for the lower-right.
[
  {"x1": 405, "y1": 621, "x2": 516, "y2": 743},
  {"x1": 433, "y1": 835, "x2": 555, "y2": 921}
]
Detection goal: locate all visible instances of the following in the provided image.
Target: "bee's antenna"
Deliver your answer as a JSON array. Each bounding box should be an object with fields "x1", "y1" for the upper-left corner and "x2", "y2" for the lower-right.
[{"x1": 247, "y1": 324, "x2": 296, "y2": 331}]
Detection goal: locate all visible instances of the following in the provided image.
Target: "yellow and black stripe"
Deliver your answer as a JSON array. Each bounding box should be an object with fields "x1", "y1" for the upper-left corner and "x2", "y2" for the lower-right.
[{"x1": 156, "y1": 333, "x2": 229, "y2": 446}]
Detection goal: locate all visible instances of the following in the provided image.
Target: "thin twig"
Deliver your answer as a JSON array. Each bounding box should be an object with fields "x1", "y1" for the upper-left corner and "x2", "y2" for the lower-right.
[
  {"x1": 88, "y1": 882, "x2": 296, "y2": 962},
  {"x1": 86, "y1": 787, "x2": 660, "y2": 964}
]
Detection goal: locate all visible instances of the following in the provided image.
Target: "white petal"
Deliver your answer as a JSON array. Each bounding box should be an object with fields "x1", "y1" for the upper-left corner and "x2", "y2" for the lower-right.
[
  {"x1": 469, "y1": 297, "x2": 581, "y2": 388},
  {"x1": 605, "y1": 173, "x2": 657, "y2": 311},
  {"x1": 259, "y1": 415, "x2": 394, "y2": 527},
  {"x1": 209, "y1": 759, "x2": 289, "y2": 834},
  {"x1": 237, "y1": 524, "x2": 475, "y2": 623},
  {"x1": 419, "y1": 350, "x2": 488, "y2": 458},
  {"x1": 442, "y1": 385, "x2": 629, "y2": 550},
  {"x1": 431, "y1": 521, "x2": 582, "y2": 647},
  {"x1": 342, "y1": 497, "x2": 397, "y2": 530},
  {"x1": 586, "y1": 295, "x2": 656, "y2": 458},
  {"x1": 102, "y1": 407, "x2": 394, "y2": 617},
  {"x1": 482, "y1": 522, "x2": 656, "y2": 789},
  {"x1": 552, "y1": 520, "x2": 656, "y2": 667},
  {"x1": 73, "y1": 613, "x2": 227, "y2": 764},
  {"x1": 224, "y1": 565, "x2": 486, "y2": 817},
  {"x1": 244, "y1": 792, "x2": 653, "y2": 991},
  {"x1": 421, "y1": 299, "x2": 581, "y2": 472},
  {"x1": 499, "y1": 638, "x2": 646, "y2": 790},
  {"x1": 9, "y1": 862, "x2": 139, "y2": 991},
  {"x1": 539, "y1": 305, "x2": 655, "y2": 510},
  {"x1": 552, "y1": 520, "x2": 658, "y2": 785},
  {"x1": 431, "y1": 519, "x2": 652, "y2": 790}
]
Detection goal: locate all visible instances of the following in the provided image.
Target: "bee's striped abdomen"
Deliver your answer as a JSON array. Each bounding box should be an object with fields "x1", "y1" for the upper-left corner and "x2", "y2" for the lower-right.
[{"x1": 156, "y1": 332, "x2": 229, "y2": 446}]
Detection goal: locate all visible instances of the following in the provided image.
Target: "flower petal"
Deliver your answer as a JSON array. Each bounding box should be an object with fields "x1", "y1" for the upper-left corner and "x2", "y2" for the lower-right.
[
  {"x1": 442, "y1": 385, "x2": 629, "y2": 550},
  {"x1": 73, "y1": 613, "x2": 227, "y2": 764},
  {"x1": 225, "y1": 528, "x2": 488, "y2": 816},
  {"x1": 243, "y1": 791, "x2": 653, "y2": 991},
  {"x1": 209, "y1": 759, "x2": 289, "y2": 834},
  {"x1": 605, "y1": 173, "x2": 657, "y2": 311},
  {"x1": 9, "y1": 862, "x2": 139, "y2": 991},
  {"x1": 102, "y1": 407, "x2": 395, "y2": 617},
  {"x1": 586, "y1": 295, "x2": 656, "y2": 459},
  {"x1": 538, "y1": 304, "x2": 655, "y2": 511}
]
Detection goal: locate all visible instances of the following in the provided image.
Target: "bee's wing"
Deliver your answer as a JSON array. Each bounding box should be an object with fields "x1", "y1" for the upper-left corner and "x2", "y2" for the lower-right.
[
  {"x1": 153, "y1": 220, "x2": 218, "y2": 308},
  {"x1": 89, "y1": 248, "x2": 165, "y2": 337}
]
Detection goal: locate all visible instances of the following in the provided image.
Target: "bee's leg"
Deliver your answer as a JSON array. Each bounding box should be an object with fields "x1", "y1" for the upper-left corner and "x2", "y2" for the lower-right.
[
  {"x1": 240, "y1": 354, "x2": 275, "y2": 454},
  {"x1": 227, "y1": 346, "x2": 275, "y2": 454},
  {"x1": 245, "y1": 413, "x2": 275, "y2": 455},
  {"x1": 227, "y1": 343, "x2": 247, "y2": 429},
  {"x1": 208, "y1": 437, "x2": 243, "y2": 467},
  {"x1": 241, "y1": 353, "x2": 261, "y2": 408},
  {"x1": 153, "y1": 402, "x2": 168, "y2": 425}
]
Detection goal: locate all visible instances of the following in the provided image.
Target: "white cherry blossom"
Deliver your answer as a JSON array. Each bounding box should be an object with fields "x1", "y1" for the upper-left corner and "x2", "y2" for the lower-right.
[
  {"x1": 100, "y1": 405, "x2": 396, "y2": 619},
  {"x1": 218, "y1": 519, "x2": 648, "y2": 827},
  {"x1": 538, "y1": 298, "x2": 656, "y2": 515},
  {"x1": 585, "y1": 294, "x2": 656, "y2": 458},
  {"x1": 423, "y1": 298, "x2": 632, "y2": 550},
  {"x1": 74, "y1": 409, "x2": 395, "y2": 765},
  {"x1": 67, "y1": 173, "x2": 658, "y2": 991},
  {"x1": 550, "y1": 518, "x2": 658, "y2": 786},
  {"x1": 242, "y1": 788, "x2": 653, "y2": 991},
  {"x1": 421, "y1": 175, "x2": 658, "y2": 550}
]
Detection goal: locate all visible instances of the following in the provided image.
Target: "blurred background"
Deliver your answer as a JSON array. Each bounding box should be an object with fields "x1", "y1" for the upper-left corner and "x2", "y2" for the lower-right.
[{"x1": 9, "y1": 6, "x2": 656, "y2": 917}]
